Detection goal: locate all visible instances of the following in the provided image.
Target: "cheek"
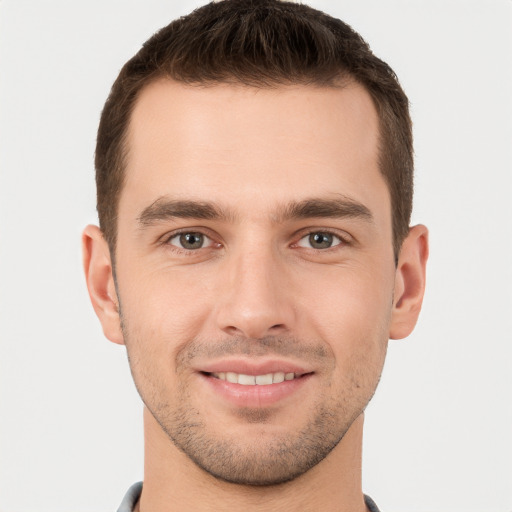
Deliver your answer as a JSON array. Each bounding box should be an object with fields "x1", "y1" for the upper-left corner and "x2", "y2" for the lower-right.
[
  {"x1": 296, "y1": 264, "x2": 393, "y2": 367},
  {"x1": 296, "y1": 266, "x2": 394, "y2": 330},
  {"x1": 118, "y1": 262, "x2": 214, "y2": 342}
]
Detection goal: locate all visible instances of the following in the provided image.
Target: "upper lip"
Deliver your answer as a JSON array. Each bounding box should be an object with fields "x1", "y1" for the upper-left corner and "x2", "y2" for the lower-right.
[{"x1": 195, "y1": 359, "x2": 313, "y2": 376}]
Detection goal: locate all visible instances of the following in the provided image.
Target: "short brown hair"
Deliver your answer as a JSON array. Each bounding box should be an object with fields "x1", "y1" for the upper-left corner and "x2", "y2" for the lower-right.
[{"x1": 95, "y1": 0, "x2": 413, "y2": 258}]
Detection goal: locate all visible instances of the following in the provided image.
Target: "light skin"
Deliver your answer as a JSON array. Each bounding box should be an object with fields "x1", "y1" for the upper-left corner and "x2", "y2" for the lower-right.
[{"x1": 83, "y1": 80, "x2": 428, "y2": 511}]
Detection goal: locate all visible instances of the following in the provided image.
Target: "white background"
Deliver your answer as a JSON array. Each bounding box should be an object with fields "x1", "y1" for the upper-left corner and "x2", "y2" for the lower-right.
[{"x1": 1, "y1": 1, "x2": 511, "y2": 511}]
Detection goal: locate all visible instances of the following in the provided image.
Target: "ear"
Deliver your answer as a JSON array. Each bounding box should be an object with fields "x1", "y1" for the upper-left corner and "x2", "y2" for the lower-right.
[
  {"x1": 82, "y1": 225, "x2": 124, "y2": 345},
  {"x1": 389, "y1": 224, "x2": 429, "y2": 340}
]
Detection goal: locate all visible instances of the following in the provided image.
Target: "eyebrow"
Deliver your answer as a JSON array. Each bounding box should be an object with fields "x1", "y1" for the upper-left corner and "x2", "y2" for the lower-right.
[
  {"x1": 137, "y1": 195, "x2": 373, "y2": 228},
  {"x1": 276, "y1": 196, "x2": 373, "y2": 224},
  {"x1": 137, "y1": 198, "x2": 233, "y2": 227}
]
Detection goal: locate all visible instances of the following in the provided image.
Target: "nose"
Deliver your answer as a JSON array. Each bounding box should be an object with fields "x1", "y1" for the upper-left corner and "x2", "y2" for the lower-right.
[{"x1": 214, "y1": 245, "x2": 296, "y2": 339}]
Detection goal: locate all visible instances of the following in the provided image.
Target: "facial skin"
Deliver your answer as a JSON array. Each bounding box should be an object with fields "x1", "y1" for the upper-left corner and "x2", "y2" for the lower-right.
[{"x1": 84, "y1": 80, "x2": 428, "y2": 506}]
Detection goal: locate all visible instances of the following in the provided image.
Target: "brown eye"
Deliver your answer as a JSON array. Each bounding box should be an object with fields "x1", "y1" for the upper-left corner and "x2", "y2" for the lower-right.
[
  {"x1": 297, "y1": 232, "x2": 342, "y2": 249},
  {"x1": 168, "y1": 232, "x2": 210, "y2": 250}
]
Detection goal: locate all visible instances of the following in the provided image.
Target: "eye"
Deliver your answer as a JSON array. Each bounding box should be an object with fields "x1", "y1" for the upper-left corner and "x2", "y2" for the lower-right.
[
  {"x1": 297, "y1": 231, "x2": 343, "y2": 249},
  {"x1": 167, "y1": 232, "x2": 213, "y2": 250}
]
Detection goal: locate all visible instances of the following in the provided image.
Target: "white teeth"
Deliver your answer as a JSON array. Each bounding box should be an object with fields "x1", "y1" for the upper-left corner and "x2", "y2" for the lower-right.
[
  {"x1": 238, "y1": 374, "x2": 256, "y2": 385},
  {"x1": 226, "y1": 372, "x2": 238, "y2": 384},
  {"x1": 256, "y1": 373, "x2": 273, "y2": 385},
  {"x1": 211, "y1": 371, "x2": 297, "y2": 385},
  {"x1": 272, "y1": 372, "x2": 285, "y2": 383}
]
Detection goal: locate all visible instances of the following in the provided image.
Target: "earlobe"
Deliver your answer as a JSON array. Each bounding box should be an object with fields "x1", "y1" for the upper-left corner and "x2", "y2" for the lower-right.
[
  {"x1": 389, "y1": 224, "x2": 429, "y2": 340},
  {"x1": 82, "y1": 225, "x2": 124, "y2": 345}
]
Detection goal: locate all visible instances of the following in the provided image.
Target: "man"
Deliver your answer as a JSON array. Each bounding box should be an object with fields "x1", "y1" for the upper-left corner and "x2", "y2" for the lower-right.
[{"x1": 82, "y1": 0, "x2": 428, "y2": 510}]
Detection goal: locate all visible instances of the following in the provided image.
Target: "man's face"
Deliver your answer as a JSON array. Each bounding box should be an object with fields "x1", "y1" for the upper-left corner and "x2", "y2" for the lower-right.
[{"x1": 114, "y1": 80, "x2": 396, "y2": 484}]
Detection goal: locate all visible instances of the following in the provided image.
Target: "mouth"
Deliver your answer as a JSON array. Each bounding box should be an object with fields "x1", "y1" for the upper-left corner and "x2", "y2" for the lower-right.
[
  {"x1": 205, "y1": 371, "x2": 305, "y2": 386},
  {"x1": 198, "y1": 365, "x2": 314, "y2": 408}
]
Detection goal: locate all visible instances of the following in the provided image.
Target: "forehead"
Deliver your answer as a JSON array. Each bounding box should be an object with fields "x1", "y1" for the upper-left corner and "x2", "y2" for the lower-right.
[{"x1": 122, "y1": 79, "x2": 388, "y2": 225}]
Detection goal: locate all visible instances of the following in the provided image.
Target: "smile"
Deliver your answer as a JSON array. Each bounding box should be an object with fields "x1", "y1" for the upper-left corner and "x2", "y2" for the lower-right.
[
  {"x1": 210, "y1": 371, "x2": 297, "y2": 385},
  {"x1": 200, "y1": 368, "x2": 314, "y2": 407}
]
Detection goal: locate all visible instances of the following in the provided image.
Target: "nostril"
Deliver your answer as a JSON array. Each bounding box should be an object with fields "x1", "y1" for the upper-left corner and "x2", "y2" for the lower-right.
[{"x1": 224, "y1": 325, "x2": 244, "y2": 336}]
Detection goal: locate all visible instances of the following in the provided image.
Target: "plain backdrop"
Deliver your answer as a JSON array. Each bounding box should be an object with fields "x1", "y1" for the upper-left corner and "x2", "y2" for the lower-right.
[{"x1": 1, "y1": 1, "x2": 511, "y2": 511}]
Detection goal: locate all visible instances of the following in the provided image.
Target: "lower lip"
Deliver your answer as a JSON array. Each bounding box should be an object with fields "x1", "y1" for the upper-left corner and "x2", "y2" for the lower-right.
[{"x1": 200, "y1": 373, "x2": 313, "y2": 408}]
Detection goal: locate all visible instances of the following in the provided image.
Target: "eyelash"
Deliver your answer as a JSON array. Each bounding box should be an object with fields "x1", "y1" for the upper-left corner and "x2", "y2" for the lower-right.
[
  {"x1": 293, "y1": 230, "x2": 349, "y2": 250},
  {"x1": 160, "y1": 228, "x2": 351, "y2": 254},
  {"x1": 160, "y1": 229, "x2": 219, "y2": 255}
]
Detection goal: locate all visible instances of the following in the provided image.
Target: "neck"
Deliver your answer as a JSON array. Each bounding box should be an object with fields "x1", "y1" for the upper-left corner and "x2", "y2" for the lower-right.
[{"x1": 138, "y1": 407, "x2": 368, "y2": 512}]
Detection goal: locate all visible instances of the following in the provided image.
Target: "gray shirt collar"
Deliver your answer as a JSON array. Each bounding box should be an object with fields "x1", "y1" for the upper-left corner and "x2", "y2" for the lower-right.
[{"x1": 117, "y1": 481, "x2": 381, "y2": 512}]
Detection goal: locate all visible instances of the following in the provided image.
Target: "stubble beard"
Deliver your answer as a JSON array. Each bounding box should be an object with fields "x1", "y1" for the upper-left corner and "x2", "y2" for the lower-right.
[
  {"x1": 147, "y1": 381, "x2": 359, "y2": 486},
  {"x1": 124, "y1": 331, "x2": 381, "y2": 487}
]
